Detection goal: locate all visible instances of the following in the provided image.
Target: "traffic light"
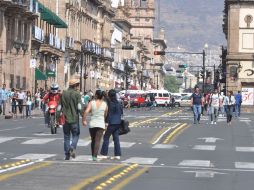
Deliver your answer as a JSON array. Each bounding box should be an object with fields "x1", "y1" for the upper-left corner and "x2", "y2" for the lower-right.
[
  {"x1": 199, "y1": 70, "x2": 204, "y2": 77},
  {"x1": 206, "y1": 71, "x2": 211, "y2": 78},
  {"x1": 154, "y1": 51, "x2": 165, "y2": 55}
]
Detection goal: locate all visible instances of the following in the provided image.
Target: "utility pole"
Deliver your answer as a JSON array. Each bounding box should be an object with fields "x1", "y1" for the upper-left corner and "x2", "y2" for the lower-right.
[
  {"x1": 80, "y1": 52, "x2": 83, "y2": 92},
  {"x1": 156, "y1": 75, "x2": 159, "y2": 90},
  {"x1": 0, "y1": 50, "x2": 3, "y2": 86},
  {"x1": 202, "y1": 50, "x2": 206, "y2": 93},
  {"x1": 83, "y1": 54, "x2": 87, "y2": 93}
]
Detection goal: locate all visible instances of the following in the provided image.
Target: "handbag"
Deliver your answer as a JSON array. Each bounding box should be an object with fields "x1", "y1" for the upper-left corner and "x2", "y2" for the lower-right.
[{"x1": 119, "y1": 120, "x2": 130, "y2": 135}]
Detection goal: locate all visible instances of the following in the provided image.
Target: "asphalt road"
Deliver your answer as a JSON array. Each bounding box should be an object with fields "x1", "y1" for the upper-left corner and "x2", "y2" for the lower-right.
[{"x1": 0, "y1": 107, "x2": 254, "y2": 190}]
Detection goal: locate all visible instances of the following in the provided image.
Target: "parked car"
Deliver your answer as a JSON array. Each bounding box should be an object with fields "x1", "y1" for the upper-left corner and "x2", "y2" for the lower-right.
[
  {"x1": 172, "y1": 95, "x2": 182, "y2": 107},
  {"x1": 180, "y1": 95, "x2": 192, "y2": 107}
]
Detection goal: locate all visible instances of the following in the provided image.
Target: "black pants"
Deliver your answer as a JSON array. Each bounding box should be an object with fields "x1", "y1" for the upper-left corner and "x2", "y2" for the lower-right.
[
  {"x1": 17, "y1": 99, "x2": 24, "y2": 114},
  {"x1": 89, "y1": 127, "x2": 104, "y2": 157}
]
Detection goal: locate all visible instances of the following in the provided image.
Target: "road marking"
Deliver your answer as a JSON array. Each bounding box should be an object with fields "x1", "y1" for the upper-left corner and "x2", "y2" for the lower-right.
[
  {"x1": 235, "y1": 162, "x2": 254, "y2": 169},
  {"x1": 74, "y1": 155, "x2": 92, "y2": 162},
  {"x1": 0, "y1": 162, "x2": 51, "y2": 182},
  {"x1": 0, "y1": 137, "x2": 16, "y2": 144},
  {"x1": 198, "y1": 137, "x2": 224, "y2": 143},
  {"x1": 193, "y1": 145, "x2": 216, "y2": 151},
  {"x1": 111, "y1": 167, "x2": 148, "y2": 190},
  {"x1": 163, "y1": 123, "x2": 188, "y2": 144},
  {"x1": 184, "y1": 170, "x2": 227, "y2": 178},
  {"x1": 152, "y1": 144, "x2": 178, "y2": 149},
  {"x1": 151, "y1": 123, "x2": 180, "y2": 144},
  {"x1": 122, "y1": 157, "x2": 158, "y2": 165},
  {"x1": 68, "y1": 164, "x2": 125, "y2": 190},
  {"x1": 33, "y1": 133, "x2": 54, "y2": 136},
  {"x1": 21, "y1": 138, "x2": 56, "y2": 144},
  {"x1": 0, "y1": 159, "x2": 32, "y2": 173},
  {"x1": 0, "y1": 127, "x2": 26, "y2": 132},
  {"x1": 179, "y1": 160, "x2": 213, "y2": 168},
  {"x1": 110, "y1": 142, "x2": 136, "y2": 148},
  {"x1": 12, "y1": 153, "x2": 56, "y2": 160},
  {"x1": 236, "y1": 147, "x2": 254, "y2": 152},
  {"x1": 77, "y1": 139, "x2": 91, "y2": 146}
]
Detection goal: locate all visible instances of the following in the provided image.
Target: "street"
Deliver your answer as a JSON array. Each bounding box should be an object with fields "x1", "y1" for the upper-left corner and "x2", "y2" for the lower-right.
[{"x1": 0, "y1": 108, "x2": 254, "y2": 190}]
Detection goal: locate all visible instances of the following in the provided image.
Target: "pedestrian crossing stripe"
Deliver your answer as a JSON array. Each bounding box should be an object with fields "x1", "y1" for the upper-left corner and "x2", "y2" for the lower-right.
[
  {"x1": 22, "y1": 138, "x2": 56, "y2": 145},
  {"x1": 152, "y1": 144, "x2": 178, "y2": 149},
  {"x1": 77, "y1": 139, "x2": 91, "y2": 147},
  {"x1": 179, "y1": 160, "x2": 213, "y2": 167},
  {"x1": 12, "y1": 154, "x2": 56, "y2": 160},
  {"x1": 122, "y1": 157, "x2": 158, "y2": 165},
  {"x1": 235, "y1": 147, "x2": 254, "y2": 152},
  {"x1": 110, "y1": 142, "x2": 135, "y2": 148},
  {"x1": 0, "y1": 137, "x2": 16, "y2": 144},
  {"x1": 193, "y1": 145, "x2": 216, "y2": 151},
  {"x1": 235, "y1": 162, "x2": 254, "y2": 169}
]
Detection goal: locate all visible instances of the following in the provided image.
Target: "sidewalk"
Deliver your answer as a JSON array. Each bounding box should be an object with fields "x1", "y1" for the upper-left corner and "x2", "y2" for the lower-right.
[{"x1": 0, "y1": 108, "x2": 44, "y2": 120}]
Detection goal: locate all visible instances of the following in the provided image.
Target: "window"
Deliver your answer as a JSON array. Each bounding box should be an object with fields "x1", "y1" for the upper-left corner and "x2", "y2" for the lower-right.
[
  {"x1": 163, "y1": 93, "x2": 169, "y2": 97},
  {"x1": 16, "y1": 76, "x2": 21, "y2": 89},
  {"x1": 22, "y1": 77, "x2": 26, "y2": 90},
  {"x1": 18, "y1": 20, "x2": 22, "y2": 41},
  {"x1": 159, "y1": 93, "x2": 162, "y2": 97},
  {"x1": 10, "y1": 74, "x2": 14, "y2": 89}
]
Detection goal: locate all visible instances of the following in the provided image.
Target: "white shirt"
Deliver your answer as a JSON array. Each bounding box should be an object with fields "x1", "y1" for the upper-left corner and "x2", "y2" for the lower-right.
[
  {"x1": 17, "y1": 92, "x2": 26, "y2": 100},
  {"x1": 211, "y1": 93, "x2": 220, "y2": 107},
  {"x1": 219, "y1": 95, "x2": 225, "y2": 106},
  {"x1": 225, "y1": 96, "x2": 236, "y2": 106}
]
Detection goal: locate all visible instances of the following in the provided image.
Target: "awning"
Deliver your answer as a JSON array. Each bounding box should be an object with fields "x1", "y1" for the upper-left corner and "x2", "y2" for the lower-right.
[
  {"x1": 38, "y1": 1, "x2": 68, "y2": 28},
  {"x1": 35, "y1": 68, "x2": 47, "y2": 80}
]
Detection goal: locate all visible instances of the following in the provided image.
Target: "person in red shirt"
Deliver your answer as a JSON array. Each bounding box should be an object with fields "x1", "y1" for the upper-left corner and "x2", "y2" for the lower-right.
[{"x1": 42, "y1": 83, "x2": 61, "y2": 126}]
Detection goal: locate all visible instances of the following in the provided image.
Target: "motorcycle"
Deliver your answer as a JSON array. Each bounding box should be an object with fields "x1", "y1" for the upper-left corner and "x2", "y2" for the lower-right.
[{"x1": 47, "y1": 100, "x2": 58, "y2": 134}]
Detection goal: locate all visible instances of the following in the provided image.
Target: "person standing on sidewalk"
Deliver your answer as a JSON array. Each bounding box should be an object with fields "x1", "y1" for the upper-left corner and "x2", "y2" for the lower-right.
[
  {"x1": 190, "y1": 86, "x2": 203, "y2": 124},
  {"x1": 58, "y1": 78, "x2": 82, "y2": 160},
  {"x1": 225, "y1": 91, "x2": 236, "y2": 125},
  {"x1": 0, "y1": 84, "x2": 9, "y2": 115},
  {"x1": 209, "y1": 89, "x2": 220, "y2": 125},
  {"x1": 82, "y1": 90, "x2": 108, "y2": 161},
  {"x1": 100, "y1": 89, "x2": 122, "y2": 160},
  {"x1": 25, "y1": 91, "x2": 33, "y2": 118},
  {"x1": 235, "y1": 91, "x2": 242, "y2": 117}
]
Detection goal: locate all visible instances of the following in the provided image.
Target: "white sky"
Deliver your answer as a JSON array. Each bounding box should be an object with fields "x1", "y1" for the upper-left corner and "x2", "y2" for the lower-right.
[{"x1": 111, "y1": 0, "x2": 124, "y2": 8}]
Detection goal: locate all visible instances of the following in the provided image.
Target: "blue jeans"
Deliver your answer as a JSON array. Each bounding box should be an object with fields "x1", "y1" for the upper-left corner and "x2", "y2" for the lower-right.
[
  {"x1": 235, "y1": 104, "x2": 241, "y2": 117},
  {"x1": 63, "y1": 122, "x2": 80, "y2": 156},
  {"x1": 101, "y1": 124, "x2": 121, "y2": 156},
  {"x1": 26, "y1": 105, "x2": 32, "y2": 117},
  {"x1": 193, "y1": 104, "x2": 201, "y2": 123},
  {"x1": 210, "y1": 106, "x2": 219, "y2": 122}
]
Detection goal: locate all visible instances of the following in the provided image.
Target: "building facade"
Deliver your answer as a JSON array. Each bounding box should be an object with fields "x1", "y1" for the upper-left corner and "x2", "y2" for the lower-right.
[{"x1": 223, "y1": 0, "x2": 254, "y2": 107}]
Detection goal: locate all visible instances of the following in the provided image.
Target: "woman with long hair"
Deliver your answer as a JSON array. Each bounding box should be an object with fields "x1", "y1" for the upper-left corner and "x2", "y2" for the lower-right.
[
  {"x1": 26, "y1": 91, "x2": 33, "y2": 118},
  {"x1": 225, "y1": 91, "x2": 236, "y2": 125},
  {"x1": 100, "y1": 89, "x2": 123, "y2": 160},
  {"x1": 82, "y1": 90, "x2": 108, "y2": 161}
]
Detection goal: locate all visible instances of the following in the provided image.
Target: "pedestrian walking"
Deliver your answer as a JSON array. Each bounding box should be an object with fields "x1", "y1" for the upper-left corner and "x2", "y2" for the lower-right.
[
  {"x1": 17, "y1": 89, "x2": 26, "y2": 114},
  {"x1": 100, "y1": 89, "x2": 122, "y2": 160},
  {"x1": 58, "y1": 78, "x2": 82, "y2": 160},
  {"x1": 190, "y1": 86, "x2": 203, "y2": 124},
  {"x1": 225, "y1": 91, "x2": 236, "y2": 125},
  {"x1": 209, "y1": 89, "x2": 220, "y2": 125},
  {"x1": 0, "y1": 84, "x2": 9, "y2": 115},
  {"x1": 10, "y1": 88, "x2": 18, "y2": 115},
  {"x1": 25, "y1": 91, "x2": 33, "y2": 118},
  {"x1": 234, "y1": 91, "x2": 242, "y2": 117},
  {"x1": 82, "y1": 89, "x2": 108, "y2": 161},
  {"x1": 219, "y1": 92, "x2": 225, "y2": 117}
]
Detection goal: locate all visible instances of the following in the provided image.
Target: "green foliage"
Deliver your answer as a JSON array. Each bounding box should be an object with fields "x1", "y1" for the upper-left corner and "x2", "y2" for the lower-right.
[{"x1": 164, "y1": 75, "x2": 180, "y2": 92}]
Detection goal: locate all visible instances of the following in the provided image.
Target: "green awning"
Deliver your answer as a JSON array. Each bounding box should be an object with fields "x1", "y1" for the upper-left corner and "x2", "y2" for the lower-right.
[
  {"x1": 35, "y1": 68, "x2": 47, "y2": 80},
  {"x1": 38, "y1": 1, "x2": 68, "y2": 28}
]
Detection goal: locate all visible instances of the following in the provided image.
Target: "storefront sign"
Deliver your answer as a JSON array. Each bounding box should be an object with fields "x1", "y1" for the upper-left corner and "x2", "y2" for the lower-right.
[
  {"x1": 30, "y1": 59, "x2": 36, "y2": 68},
  {"x1": 242, "y1": 88, "x2": 254, "y2": 105}
]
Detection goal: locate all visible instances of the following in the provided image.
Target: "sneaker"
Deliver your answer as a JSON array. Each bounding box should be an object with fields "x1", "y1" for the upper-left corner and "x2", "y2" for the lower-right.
[
  {"x1": 64, "y1": 155, "x2": 70, "y2": 160},
  {"x1": 69, "y1": 148, "x2": 76, "y2": 159},
  {"x1": 98, "y1": 155, "x2": 108, "y2": 159},
  {"x1": 214, "y1": 122, "x2": 217, "y2": 125},
  {"x1": 92, "y1": 156, "x2": 97, "y2": 161},
  {"x1": 111, "y1": 156, "x2": 121, "y2": 160},
  {"x1": 211, "y1": 121, "x2": 214, "y2": 125}
]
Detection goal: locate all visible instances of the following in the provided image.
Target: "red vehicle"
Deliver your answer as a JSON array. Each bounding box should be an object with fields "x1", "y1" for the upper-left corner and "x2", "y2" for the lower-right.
[
  {"x1": 123, "y1": 91, "x2": 146, "y2": 107},
  {"x1": 47, "y1": 100, "x2": 58, "y2": 134}
]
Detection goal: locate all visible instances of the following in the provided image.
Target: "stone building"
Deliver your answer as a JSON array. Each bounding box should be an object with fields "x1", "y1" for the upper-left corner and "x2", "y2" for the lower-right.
[
  {"x1": 223, "y1": 0, "x2": 254, "y2": 107},
  {"x1": 0, "y1": 0, "x2": 38, "y2": 90}
]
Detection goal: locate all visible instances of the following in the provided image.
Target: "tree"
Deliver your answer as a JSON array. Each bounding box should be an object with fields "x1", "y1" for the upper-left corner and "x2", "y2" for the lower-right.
[{"x1": 164, "y1": 75, "x2": 181, "y2": 92}]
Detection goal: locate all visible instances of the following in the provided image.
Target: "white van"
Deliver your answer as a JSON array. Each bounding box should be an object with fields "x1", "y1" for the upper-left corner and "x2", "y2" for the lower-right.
[{"x1": 146, "y1": 90, "x2": 171, "y2": 106}]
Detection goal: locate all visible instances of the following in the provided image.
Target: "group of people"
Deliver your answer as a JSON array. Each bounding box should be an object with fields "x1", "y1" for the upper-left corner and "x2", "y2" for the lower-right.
[
  {"x1": 191, "y1": 86, "x2": 242, "y2": 125},
  {"x1": 0, "y1": 84, "x2": 35, "y2": 118},
  {"x1": 58, "y1": 78, "x2": 123, "y2": 161}
]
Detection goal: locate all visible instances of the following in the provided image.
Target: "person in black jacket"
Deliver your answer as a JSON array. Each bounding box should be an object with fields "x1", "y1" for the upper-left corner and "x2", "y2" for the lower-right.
[{"x1": 100, "y1": 89, "x2": 122, "y2": 160}]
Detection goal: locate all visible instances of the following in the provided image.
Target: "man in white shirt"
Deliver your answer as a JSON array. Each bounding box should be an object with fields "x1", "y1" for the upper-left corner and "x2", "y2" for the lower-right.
[
  {"x1": 17, "y1": 89, "x2": 26, "y2": 114},
  {"x1": 219, "y1": 92, "x2": 225, "y2": 117},
  {"x1": 209, "y1": 89, "x2": 220, "y2": 125}
]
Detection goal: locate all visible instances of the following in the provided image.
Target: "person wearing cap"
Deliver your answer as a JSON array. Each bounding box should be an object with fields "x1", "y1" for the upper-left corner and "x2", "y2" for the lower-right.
[{"x1": 58, "y1": 78, "x2": 82, "y2": 160}]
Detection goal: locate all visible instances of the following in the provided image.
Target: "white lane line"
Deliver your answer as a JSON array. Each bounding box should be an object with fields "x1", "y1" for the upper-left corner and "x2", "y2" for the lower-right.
[
  {"x1": 152, "y1": 144, "x2": 178, "y2": 149},
  {"x1": 0, "y1": 161, "x2": 36, "y2": 174},
  {"x1": 110, "y1": 142, "x2": 135, "y2": 148},
  {"x1": 235, "y1": 162, "x2": 254, "y2": 169},
  {"x1": 77, "y1": 139, "x2": 91, "y2": 147},
  {"x1": 0, "y1": 127, "x2": 26, "y2": 132},
  {"x1": 12, "y1": 153, "x2": 56, "y2": 160},
  {"x1": 236, "y1": 147, "x2": 254, "y2": 152},
  {"x1": 22, "y1": 138, "x2": 56, "y2": 144},
  {"x1": 0, "y1": 137, "x2": 16, "y2": 144},
  {"x1": 74, "y1": 155, "x2": 92, "y2": 161},
  {"x1": 193, "y1": 145, "x2": 216, "y2": 151},
  {"x1": 179, "y1": 160, "x2": 213, "y2": 168},
  {"x1": 122, "y1": 157, "x2": 158, "y2": 165},
  {"x1": 152, "y1": 123, "x2": 180, "y2": 145}
]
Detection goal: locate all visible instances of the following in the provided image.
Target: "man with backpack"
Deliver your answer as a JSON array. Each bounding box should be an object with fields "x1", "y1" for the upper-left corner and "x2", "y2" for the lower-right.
[{"x1": 190, "y1": 86, "x2": 203, "y2": 124}]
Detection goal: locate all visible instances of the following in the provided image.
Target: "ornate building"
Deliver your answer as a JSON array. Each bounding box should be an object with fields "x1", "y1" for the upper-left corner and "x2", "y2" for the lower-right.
[{"x1": 0, "y1": 0, "x2": 37, "y2": 90}]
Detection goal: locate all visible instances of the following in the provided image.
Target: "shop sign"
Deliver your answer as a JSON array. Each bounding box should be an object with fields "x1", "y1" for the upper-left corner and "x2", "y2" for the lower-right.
[{"x1": 242, "y1": 88, "x2": 254, "y2": 105}]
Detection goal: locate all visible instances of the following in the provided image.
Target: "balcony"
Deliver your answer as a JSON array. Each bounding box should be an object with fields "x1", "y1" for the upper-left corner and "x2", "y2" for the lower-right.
[
  {"x1": 102, "y1": 48, "x2": 114, "y2": 61},
  {"x1": 32, "y1": 26, "x2": 44, "y2": 42},
  {"x1": 2, "y1": 0, "x2": 38, "y2": 16}
]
